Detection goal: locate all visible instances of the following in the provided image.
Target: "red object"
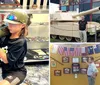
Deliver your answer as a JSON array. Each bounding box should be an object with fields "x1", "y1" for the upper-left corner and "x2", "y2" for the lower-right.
[{"x1": 1, "y1": 14, "x2": 5, "y2": 20}]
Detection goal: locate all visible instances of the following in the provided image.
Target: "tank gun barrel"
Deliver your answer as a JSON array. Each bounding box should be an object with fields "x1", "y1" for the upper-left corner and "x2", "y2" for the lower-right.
[{"x1": 72, "y1": 7, "x2": 100, "y2": 18}]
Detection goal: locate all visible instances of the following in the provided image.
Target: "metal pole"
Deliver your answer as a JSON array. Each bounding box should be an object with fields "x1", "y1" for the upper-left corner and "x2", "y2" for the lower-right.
[{"x1": 95, "y1": 26, "x2": 97, "y2": 42}]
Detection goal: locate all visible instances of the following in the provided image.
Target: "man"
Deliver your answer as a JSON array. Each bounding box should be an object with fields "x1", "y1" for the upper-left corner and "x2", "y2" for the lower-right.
[
  {"x1": 85, "y1": 57, "x2": 98, "y2": 85},
  {"x1": 79, "y1": 16, "x2": 88, "y2": 42}
]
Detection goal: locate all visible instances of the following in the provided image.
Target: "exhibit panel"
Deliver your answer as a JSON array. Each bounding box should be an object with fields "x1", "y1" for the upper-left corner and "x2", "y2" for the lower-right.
[{"x1": 50, "y1": 44, "x2": 100, "y2": 85}]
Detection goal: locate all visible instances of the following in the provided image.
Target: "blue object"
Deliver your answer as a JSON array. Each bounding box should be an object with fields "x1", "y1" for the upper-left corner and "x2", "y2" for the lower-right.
[
  {"x1": 94, "y1": 44, "x2": 100, "y2": 53},
  {"x1": 61, "y1": 6, "x2": 67, "y2": 11},
  {"x1": 87, "y1": 46, "x2": 94, "y2": 55}
]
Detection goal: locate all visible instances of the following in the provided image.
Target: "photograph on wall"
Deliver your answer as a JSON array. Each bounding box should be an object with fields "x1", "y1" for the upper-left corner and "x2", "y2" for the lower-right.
[
  {"x1": 63, "y1": 68, "x2": 71, "y2": 74},
  {"x1": 80, "y1": 68, "x2": 87, "y2": 74},
  {"x1": 81, "y1": 57, "x2": 88, "y2": 63},
  {"x1": 62, "y1": 57, "x2": 69, "y2": 63},
  {"x1": 54, "y1": 70, "x2": 61, "y2": 76},
  {"x1": 72, "y1": 57, "x2": 79, "y2": 63},
  {"x1": 51, "y1": 60, "x2": 57, "y2": 67}
]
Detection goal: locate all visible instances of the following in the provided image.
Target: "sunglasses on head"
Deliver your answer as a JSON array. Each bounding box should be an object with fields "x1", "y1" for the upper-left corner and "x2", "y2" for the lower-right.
[{"x1": 6, "y1": 14, "x2": 22, "y2": 23}]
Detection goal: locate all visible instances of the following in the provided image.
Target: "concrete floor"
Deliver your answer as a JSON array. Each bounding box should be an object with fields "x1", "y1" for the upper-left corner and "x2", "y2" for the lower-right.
[{"x1": 0, "y1": 64, "x2": 49, "y2": 85}]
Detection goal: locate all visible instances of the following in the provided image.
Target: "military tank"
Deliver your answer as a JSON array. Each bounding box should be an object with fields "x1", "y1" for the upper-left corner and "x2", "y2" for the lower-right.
[{"x1": 50, "y1": 7, "x2": 100, "y2": 42}]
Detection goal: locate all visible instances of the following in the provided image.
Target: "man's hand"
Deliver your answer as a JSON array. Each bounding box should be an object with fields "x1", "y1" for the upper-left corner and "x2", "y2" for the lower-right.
[
  {"x1": 0, "y1": 48, "x2": 8, "y2": 63},
  {"x1": 0, "y1": 48, "x2": 5, "y2": 57},
  {"x1": 92, "y1": 73, "x2": 97, "y2": 78},
  {"x1": 84, "y1": 59, "x2": 89, "y2": 65}
]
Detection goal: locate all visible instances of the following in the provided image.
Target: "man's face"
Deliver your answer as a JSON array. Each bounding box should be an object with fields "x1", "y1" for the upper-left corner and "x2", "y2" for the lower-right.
[
  {"x1": 88, "y1": 58, "x2": 92, "y2": 63},
  {"x1": 81, "y1": 16, "x2": 85, "y2": 21}
]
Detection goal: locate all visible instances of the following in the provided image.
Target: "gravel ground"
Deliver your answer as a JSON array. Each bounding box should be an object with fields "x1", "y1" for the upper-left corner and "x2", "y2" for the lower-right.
[{"x1": 0, "y1": 64, "x2": 49, "y2": 85}]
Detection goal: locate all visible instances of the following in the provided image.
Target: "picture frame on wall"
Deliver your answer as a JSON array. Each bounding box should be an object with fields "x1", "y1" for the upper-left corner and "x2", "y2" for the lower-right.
[
  {"x1": 63, "y1": 68, "x2": 71, "y2": 74},
  {"x1": 51, "y1": 60, "x2": 56, "y2": 68},
  {"x1": 54, "y1": 70, "x2": 61, "y2": 76},
  {"x1": 80, "y1": 68, "x2": 87, "y2": 74},
  {"x1": 62, "y1": 57, "x2": 69, "y2": 63},
  {"x1": 81, "y1": 57, "x2": 88, "y2": 63},
  {"x1": 0, "y1": 0, "x2": 19, "y2": 4},
  {"x1": 0, "y1": 0, "x2": 20, "y2": 9},
  {"x1": 72, "y1": 57, "x2": 79, "y2": 63}
]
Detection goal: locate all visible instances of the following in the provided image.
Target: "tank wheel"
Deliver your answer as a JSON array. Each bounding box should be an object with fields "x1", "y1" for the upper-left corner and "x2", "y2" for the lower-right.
[
  {"x1": 65, "y1": 37, "x2": 72, "y2": 41},
  {"x1": 51, "y1": 35, "x2": 57, "y2": 39},
  {"x1": 75, "y1": 38, "x2": 80, "y2": 42},
  {"x1": 59, "y1": 36, "x2": 65, "y2": 40},
  {"x1": 97, "y1": 32, "x2": 100, "y2": 38}
]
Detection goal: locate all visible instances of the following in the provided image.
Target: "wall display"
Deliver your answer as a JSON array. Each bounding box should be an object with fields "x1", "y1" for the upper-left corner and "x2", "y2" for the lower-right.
[
  {"x1": 80, "y1": 0, "x2": 91, "y2": 4},
  {"x1": 80, "y1": 68, "x2": 87, "y2": 74},
  {"x1": 72, "y1": 57, "x2": 79, "y2": 63},
  {"x1": 0, "y1": 0, "x2": 16, "y2": 4},
  {"x1": 63, "y1": 68, "x2": 71, "y2": 74},
  {"x1": 51, "y1": 60, "x2": 56, "y2": 67},
  {"x1": 54, "y1": 70, "x2": 61, "y2": 76},
  {"x1": 60, "y1": 0, "x2": 69, "y2": 6},
  {"x1": 69, "y1": 0, "x2": 79, "y2": 5},
  {"x1": 72, "y1": 63, "x2": 80, "y2": 73},
  {"x1": 62, "y1": 57, "x2": 69, "y2": 63},
  {"x1": 93, "y1": 0, "x2": 100, "y2": 2},
  {"x1": 81, "y1": 57, "x2": 88, "y2": 63}
]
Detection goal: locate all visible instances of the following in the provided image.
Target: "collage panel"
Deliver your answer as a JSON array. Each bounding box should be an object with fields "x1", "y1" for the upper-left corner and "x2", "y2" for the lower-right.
[
  {"x1": 50, "y1": 0, "x2": 100, "y2": 42},
  {"x1": 0, "y1": 0, "x2": 49, "y2": 85},
  {"x1": 50, "y1": 43, "x2": 100, "y2": 85}
]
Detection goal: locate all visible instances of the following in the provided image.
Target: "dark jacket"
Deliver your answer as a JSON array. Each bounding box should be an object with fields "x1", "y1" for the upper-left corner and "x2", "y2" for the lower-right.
[{"x1": 0, "y1": 35, "x2": 27, "y2": 73}]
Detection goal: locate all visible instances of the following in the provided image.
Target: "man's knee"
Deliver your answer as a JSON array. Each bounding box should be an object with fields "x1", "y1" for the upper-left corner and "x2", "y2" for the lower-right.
[
  {"x1": 0, "y1": 80, "x2": 11, "y2": 85},
  {"x1": 5, "y1": 75, "x2": 20, "y2": 85}
]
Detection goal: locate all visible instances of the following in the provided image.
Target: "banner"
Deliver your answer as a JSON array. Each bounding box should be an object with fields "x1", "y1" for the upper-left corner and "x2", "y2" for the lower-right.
[
  {"x1": 94, "y1": 44, "x2": 100, "y2": 53},
  {"x1": 63, "y1": 47, "x2": 70, "y2": 56},
  {"x1": 58, "y1": 46, "x2": 64, "y2": 55},
  {"x1": 81, "y1": 47, "x2": 88, "y2": 55},
  {"x1": 69, "y1": 48, "x2": 75, "y2": 56},
  {"x1": 80, "y1": 0, "x2": 91, "y2": 4},
  {"x1": 51, "y1": 45, "x2": 58, "y2": 53},
  {"x1": 69, "y1": 0, "x2": 79, "y2": 5},
  {"x1": 93, "y1": 0, "x2": 100, "y2": 2},
  {"x1": 74, "y1": 48, "x2": 82, "y2": 56},
  {"x1": 87, "y1": 46, "x2": 94, "y2": 55}
]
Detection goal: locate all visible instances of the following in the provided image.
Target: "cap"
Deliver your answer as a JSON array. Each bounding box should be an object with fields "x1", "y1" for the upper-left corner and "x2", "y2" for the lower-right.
[{"x1": 4, "y1": 9, "x2": 29, "y2": 24}]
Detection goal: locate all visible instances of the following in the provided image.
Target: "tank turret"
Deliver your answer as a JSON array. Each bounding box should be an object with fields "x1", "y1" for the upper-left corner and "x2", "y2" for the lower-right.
[
  {"x1": 51, "y1": 7, "x2": 100, "y2": 21},
  {"x1": 72, "y1": 7, "x2": 100, "y2": 18}
]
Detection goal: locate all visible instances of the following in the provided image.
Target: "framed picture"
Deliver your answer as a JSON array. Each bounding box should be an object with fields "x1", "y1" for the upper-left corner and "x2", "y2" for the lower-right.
[
  {"x1": 62, "y1": 57, "x2": 69, "y2": 63},
  {"x1": 51, "y1": 60, "x2": 56, "y2": 68},
  {"x1": 81, "y1": 57, "x2": 88, "y2": 63},
  {"x1": 60, "y1": 0, "x2": 69, "y2": 6},
  {"x1": 0, "y1": 0, "x2": 20, "y2": 9},
  {"x1": 0, "y1": 0, "x2": 19, "y2": 4},
  {"x1": 80, "y1": 68, "x2": 87, "y2": 74},
  {"x1": 63, "y1": 68, "x2": 70, "y2": 74},
  {"x1": 54, "y1": 70, "x2": 61, "y2": 76},
  {"x1": 72, "y1": 57, "x2": 79, "y2": 63}
]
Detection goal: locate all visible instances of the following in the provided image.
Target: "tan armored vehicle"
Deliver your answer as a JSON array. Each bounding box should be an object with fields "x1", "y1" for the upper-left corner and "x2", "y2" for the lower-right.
[{"x1": 50, "y1": 7, "x2": 100, "y2": 42}]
